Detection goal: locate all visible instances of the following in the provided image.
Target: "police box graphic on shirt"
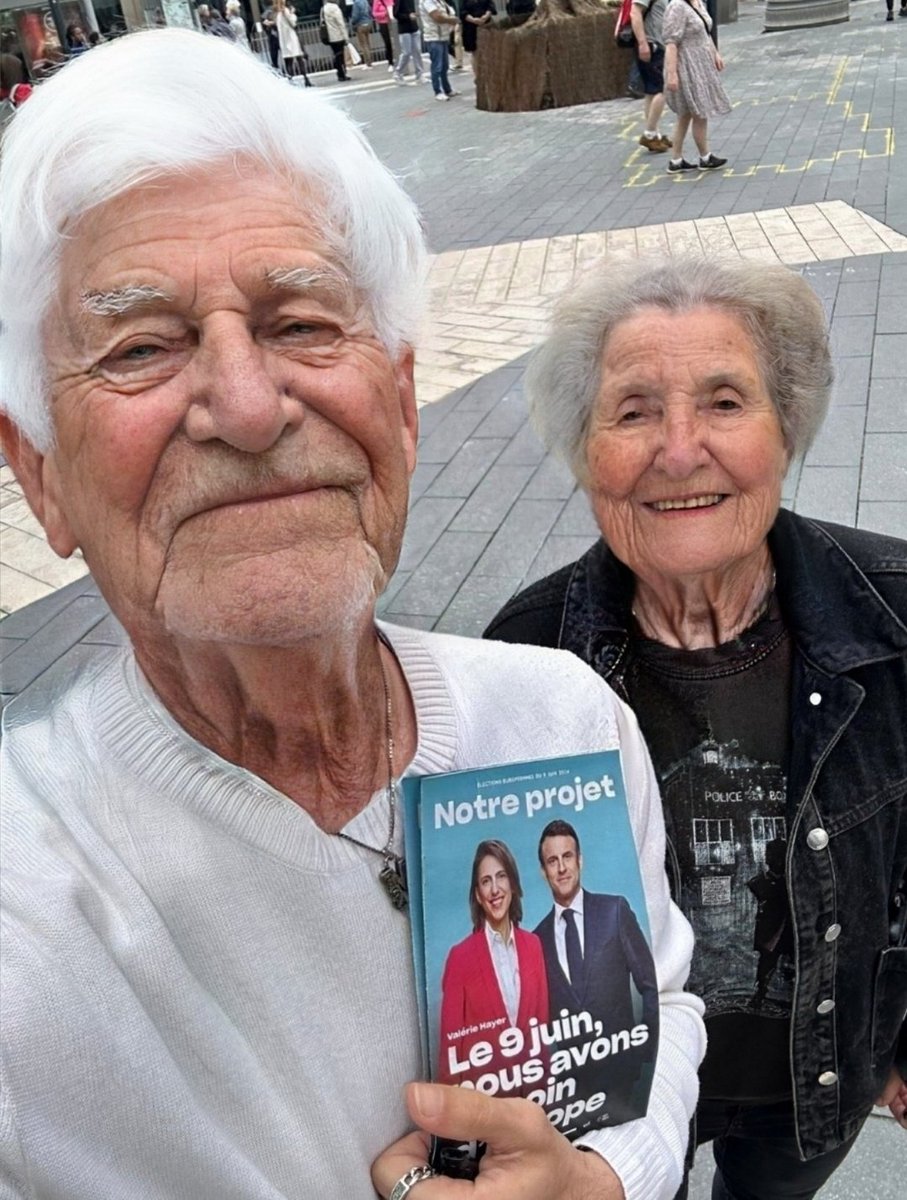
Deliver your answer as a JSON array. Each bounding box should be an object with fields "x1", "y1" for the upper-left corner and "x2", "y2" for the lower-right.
[
  {"x1": 403, "y1": 751, "x2": 659, "y2": 1151},
  {"x1": 660, "y1": 738, "x2": 794, "y2": 1017}
]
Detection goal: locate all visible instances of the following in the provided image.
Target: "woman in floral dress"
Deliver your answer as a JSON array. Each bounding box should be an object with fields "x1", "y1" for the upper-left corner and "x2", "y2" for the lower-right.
[{"x1": 663, "y1": 0, "x2": 730, "y2": 173}]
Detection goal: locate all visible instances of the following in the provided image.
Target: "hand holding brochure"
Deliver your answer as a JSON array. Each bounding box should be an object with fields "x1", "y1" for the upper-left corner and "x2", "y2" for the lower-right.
[{"x1": 403, "y1": 750, "x2": 659, "y2": 1166}]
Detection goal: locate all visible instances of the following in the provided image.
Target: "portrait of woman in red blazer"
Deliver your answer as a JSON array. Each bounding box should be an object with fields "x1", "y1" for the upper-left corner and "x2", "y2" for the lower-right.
[{"x1": 438, "y1": 839, "x2": 550, "y2": 1093}]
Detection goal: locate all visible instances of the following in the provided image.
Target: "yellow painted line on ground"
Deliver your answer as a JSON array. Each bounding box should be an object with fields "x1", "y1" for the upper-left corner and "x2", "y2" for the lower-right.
[
  {"x1": 624, "y1": 55, "x2": 895, "y2": 188},
  {"x1": 827, "y1": 58, "x2": 848, "y2": 105}
]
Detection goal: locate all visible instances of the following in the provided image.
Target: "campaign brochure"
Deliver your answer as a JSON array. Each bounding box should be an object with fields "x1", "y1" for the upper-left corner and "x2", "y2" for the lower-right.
[{"x1": 404, "y1": 751, "x2": 658, "y2": 1169}]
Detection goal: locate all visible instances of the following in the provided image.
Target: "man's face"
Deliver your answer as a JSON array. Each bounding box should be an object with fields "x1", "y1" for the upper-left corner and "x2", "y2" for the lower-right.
[
  {"x1": 9, "y1": 164, "x2": 418, "y2": 648},
  {"x1": 540, "y1": 835, "x2": 582, "y2": 907}
]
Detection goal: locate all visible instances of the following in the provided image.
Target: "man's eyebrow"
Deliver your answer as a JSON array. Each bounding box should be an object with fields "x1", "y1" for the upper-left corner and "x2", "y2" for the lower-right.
[
  {"x1": 265, "y1": 266, "x2": 352, "y2": 305},
  {"x1": 80, "y1": 286, "x2": 173, "y2": 317}
]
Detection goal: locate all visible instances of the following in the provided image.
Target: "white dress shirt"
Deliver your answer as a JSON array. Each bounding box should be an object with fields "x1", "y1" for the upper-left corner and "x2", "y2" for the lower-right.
[{"x1": 484, "y1": 920, "x2": 521, "y2": 1025}]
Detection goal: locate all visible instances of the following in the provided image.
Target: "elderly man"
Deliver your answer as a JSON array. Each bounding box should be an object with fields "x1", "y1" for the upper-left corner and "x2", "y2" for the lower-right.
[{"x1": 0, "y1": 30, "x2": 704, "y2": 1200}]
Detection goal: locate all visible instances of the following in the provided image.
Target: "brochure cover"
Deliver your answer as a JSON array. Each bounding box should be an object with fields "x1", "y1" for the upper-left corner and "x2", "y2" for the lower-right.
[{"x1": 408, "y1": 751, "x2": 659, "y2": 1148}]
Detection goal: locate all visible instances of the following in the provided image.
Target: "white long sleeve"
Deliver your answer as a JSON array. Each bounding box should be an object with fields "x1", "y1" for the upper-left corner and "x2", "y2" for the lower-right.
[{"x1": 1, "y1": 626, "x2": 703, "y2": 1199}]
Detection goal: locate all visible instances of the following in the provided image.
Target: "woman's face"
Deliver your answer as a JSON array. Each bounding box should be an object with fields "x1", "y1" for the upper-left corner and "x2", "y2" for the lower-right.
[
  {"x1": 475, "y1": 854, "x2": 513, "y2": 931},
  {"x1": 584, "y1": 305, "x2": 789, "y2": 587}
]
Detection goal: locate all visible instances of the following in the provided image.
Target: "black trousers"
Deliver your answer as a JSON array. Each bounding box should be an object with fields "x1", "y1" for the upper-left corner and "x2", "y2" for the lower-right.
[
  {"x1": 330, "y1": 40, "x2": 347, "y2": 80},
  {"x1": 672, "y1": 1100, "x2": 864, "y2": 1200},
  {"x1": 377, "y1": 21, "x2": 393, "y2": 62}
]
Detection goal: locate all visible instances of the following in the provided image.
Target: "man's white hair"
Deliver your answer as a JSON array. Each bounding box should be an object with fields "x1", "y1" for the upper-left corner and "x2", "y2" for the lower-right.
[{"x1": 0, "y1": 29, "x2": 427, "y2": 451}]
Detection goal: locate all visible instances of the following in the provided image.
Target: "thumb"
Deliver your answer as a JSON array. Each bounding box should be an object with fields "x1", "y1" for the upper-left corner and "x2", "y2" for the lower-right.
[{"x1": 407, "y1": 1083, "x2": 549, "y2": 1152}]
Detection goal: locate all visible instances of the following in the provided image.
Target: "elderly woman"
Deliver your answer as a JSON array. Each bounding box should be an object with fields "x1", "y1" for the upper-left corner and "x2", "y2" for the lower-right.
[
  {"x1": 0, "y1": 32, "x2": 703, "y2": 1200},
  {"x1": 487, "y1": 256, "x2": 907, "y2": 1199}
]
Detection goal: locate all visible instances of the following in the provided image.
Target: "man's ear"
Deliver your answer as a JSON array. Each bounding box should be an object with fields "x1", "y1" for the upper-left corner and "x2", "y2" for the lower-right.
[
  {"x1": 0, "y1": 415, "x2": 79, "y2": 558},
  {"x1": 394, "y1": 345, "x2": 419, "y2": 476}
]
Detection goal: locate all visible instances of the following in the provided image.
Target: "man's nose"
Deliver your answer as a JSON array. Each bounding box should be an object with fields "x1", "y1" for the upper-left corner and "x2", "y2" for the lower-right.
[
  {"x1": 184, "y1": 320, "x2": 301, "y2": 453},
  {"x1": 655, "y1": 407, "x2": 711, "y2": 479}
]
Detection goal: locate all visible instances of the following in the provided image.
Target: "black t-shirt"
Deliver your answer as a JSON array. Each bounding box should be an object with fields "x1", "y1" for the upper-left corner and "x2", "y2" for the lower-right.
[{"x1": 620, "y1": 599, "x2": 794, "y2": 1102}]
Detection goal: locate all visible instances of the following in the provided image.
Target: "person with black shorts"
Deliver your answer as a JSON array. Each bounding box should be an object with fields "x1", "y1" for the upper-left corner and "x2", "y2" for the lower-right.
[{"x1": 630, "y1": 0, "x2": 670, "y2": 153}]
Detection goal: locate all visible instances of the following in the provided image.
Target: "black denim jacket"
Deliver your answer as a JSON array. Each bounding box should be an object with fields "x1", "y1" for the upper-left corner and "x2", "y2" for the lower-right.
[{"x1": 486, "y1": 509, "x2": 907, "y2": 1159}]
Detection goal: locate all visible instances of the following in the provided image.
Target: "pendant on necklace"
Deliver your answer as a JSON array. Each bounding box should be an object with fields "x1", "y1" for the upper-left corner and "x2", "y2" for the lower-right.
[{"x1": 380, "y1": 854, "x2": 408, "y2": 911}]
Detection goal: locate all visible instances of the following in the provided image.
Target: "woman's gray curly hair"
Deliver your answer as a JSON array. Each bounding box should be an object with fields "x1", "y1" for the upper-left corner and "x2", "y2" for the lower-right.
[{"x1": 526, "y1": 255, "x2": 833, "y2": 482}]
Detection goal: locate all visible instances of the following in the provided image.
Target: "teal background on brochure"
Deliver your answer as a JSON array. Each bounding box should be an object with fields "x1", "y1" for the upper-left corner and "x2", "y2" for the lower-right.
[{"x1": 410, "y1": 751, "x2": 652, "y2": 1080}]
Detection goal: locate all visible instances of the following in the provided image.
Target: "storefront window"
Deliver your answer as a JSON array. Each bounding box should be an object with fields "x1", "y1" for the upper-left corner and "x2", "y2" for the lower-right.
[
  {"x1": 2, "y1": 7, "x2": 66, "y2": 78},
  {"x1": 1, "y1": 1, "x2": 134, "y2": 80}
]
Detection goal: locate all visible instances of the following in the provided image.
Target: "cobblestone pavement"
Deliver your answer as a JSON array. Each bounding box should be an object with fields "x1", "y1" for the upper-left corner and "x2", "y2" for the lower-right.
[{"x1": 0, "y1": 6, "x2": 904, "y2": 1191}]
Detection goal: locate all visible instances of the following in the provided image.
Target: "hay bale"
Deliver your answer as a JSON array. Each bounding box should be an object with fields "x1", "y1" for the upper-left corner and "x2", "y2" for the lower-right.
[{"x1": 476, "y1": 2, "x2": 632, "y2": 112}]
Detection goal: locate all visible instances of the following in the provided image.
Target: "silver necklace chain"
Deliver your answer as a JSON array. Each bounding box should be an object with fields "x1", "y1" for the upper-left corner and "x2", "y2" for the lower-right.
[{"x1": 334, "y1": 632, "x2": 408, "y2": 911}]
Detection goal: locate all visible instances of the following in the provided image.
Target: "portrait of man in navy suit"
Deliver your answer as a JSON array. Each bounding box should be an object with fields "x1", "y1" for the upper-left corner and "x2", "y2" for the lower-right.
[{"x1": 534, "y1": 819, "x2": 659, "y2": 1123}]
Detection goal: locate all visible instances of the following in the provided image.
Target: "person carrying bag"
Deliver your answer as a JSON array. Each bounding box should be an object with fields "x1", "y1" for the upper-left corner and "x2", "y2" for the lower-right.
[{"x1": 321, "y1": 2, "x2": 351, "y2": 80}]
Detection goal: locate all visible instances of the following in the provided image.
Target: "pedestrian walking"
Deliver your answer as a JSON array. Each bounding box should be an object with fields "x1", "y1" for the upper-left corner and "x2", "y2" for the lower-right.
[
  {"x1": 261, "y1": 5, "x2": 281, "y2": 67},
  {"x1": 393, "y1": 0, "x2": 425, "y2": 83},
  {"x1": 885, "y1": 0, "x2": 907, "y2": 18},
  {"x1": 321, "y1": 1, "x2": 350, "y2": 81},
  {"x1": 630, "y1": 0, "x2": 671, "y2": 152},
  {"x1": 419, "y1": 0, "x2": 460, "y2": 100},
  {"x1": 372, "y1": 0, "x2": 395, "y2": 68},
  {"x1": 663, "y1": 0, "x2": 729, "y2": 172},
  {"x1": 274, "y1": 0, "x2": 311, "y2": 84},
  {"x1": 350, "y1": 0, "x2": 374, "y2": 67}
]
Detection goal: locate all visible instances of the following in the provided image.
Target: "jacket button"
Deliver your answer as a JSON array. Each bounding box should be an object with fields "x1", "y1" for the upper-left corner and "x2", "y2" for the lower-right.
[
  {"x1": 824, "y1": 923, "x2": 841, "y2": 942},
  {"x1": 818, "y1": 1071, "x2": 838, "y2": 1086},
  {"x1": 817, "y1": 999, "x2": 835, "y2": 1014},
  {"x1": 807, "y1": 828, "x2": 829, "y2": 850},
  {"x1": 809, "y1": 692, "x2": 822, "y2": 706}
]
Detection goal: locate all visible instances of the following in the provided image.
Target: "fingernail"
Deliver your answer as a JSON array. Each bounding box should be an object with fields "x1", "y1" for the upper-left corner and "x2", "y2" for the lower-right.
[{"x1": 410, "y1": 1082, "x2": 443, "y2": 1119}]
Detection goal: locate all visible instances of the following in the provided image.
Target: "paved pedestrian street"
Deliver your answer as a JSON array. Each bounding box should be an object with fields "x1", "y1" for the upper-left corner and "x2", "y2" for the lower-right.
[{"x1": 0, "y1": 4, "x2": 904, "y2": 1192}]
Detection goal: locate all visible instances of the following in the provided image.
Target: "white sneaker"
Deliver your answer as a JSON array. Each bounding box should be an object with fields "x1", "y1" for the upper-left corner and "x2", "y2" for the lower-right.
[
  {"x1": 387, "y1": 63, "x2": 395, "y2": 72},
  {"x1": 447, "y1": 90, "x2": 460, "y2": 97},
  {"x1": 393, "y1": 74, "x2": 405, "y2": 84},
  {"x1": 434, "y1": 93, "x2": 449, "y2": 102}
]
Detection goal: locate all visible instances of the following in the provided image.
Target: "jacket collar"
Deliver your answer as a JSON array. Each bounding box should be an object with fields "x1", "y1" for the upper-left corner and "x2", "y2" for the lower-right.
[
  {"x1": 768, "y1": 508, "x2": 907, "y2": 674},
  {"x1": 559, "y1": 541, "x2": 634, "y2": 677},
  {"x1": 559, "y1": 509, "x2": 907, "y2": 678}
]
